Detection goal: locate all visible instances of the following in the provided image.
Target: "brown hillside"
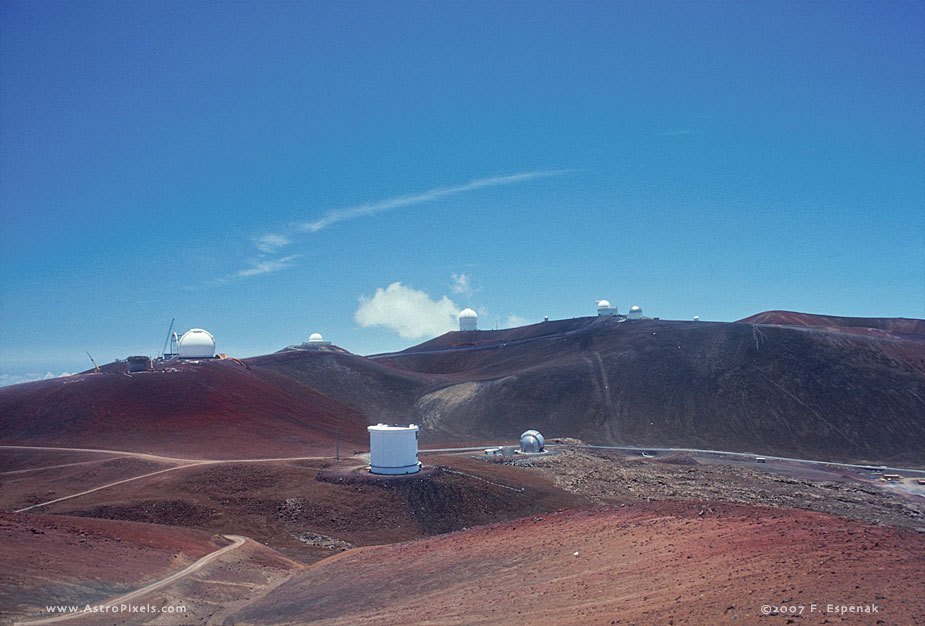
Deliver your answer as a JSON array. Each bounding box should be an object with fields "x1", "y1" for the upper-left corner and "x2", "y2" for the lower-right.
[{"x1": 380, "y1": 317, "x2": 925, "y2": 466}]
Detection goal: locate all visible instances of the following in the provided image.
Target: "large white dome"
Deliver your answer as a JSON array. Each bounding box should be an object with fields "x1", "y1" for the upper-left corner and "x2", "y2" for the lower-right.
[
  {"x1": 458, "y1": 308, "x2": 478, "y2": 319},
  {"x1": 308, "y1": 332, "x2": 324, "y2": 343},
  {"x1": 177, "y1": 329, "x2": 215, "y2": 358},
  {"x1": 597, "y1": 300, "x2": 611, "y2": 309}
]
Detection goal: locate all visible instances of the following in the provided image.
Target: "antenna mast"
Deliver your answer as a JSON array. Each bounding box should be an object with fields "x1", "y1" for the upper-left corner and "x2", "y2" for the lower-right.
[{"x1": 86, "y1": 351, "x2": 100, "y2": 373}]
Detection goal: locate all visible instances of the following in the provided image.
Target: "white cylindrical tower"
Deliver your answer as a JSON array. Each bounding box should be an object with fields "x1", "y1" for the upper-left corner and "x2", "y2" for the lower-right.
[
  {"x1": 368, "y1": 424, "x2": 421, "y2": 475},
  {"x1": 458, "y1": 308, "x2": 478, "y2": 331},
  {"x1": 628, "y1": 305, "x2": 642, "y2": 320},
  {"x1": 177, "y1": 329, "x2": 215, "y2": 358}
]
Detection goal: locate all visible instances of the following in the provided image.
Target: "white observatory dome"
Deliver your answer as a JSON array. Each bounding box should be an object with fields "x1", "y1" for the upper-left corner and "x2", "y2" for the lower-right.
[
  {"x1": 597, "y1": 300, "x2": 618, "y2": 317},
  {"x1": 519, "y1": 429, "x2": 545, "y2": 454},
  {"x1": 177, "y1": 329, "x2": 215, "y2": 359},
  {"x1": 459, "y1": 308, "x2": 478, "y2": 331},
  {"x1": 628, "y1": 305, "x2": 643, "y2": 320},
  {"x1": 308, "y1": 333, "x2": 324, "y2": 343}
]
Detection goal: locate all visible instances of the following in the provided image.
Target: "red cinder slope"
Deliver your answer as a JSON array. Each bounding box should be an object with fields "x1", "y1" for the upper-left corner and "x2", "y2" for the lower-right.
[
  {"x1": 0, "y1": 359, "x2": 368, "y2": 459},
  {"x1": 228, "y1": 502, "x2": 925, "y2": 625},
  {"x1": 738, "y1": 310, "x2": 925, "y2": 339}
]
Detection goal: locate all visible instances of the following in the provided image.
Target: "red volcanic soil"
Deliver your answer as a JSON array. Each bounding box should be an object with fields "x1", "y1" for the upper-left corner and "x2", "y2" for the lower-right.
[
  {"x1": 0, "y1": 359, "x2": 368, "y2": 459},
  {"x1": 229, "y1": 502, "x2": 925, "y2": 625},
  {"x1": 0, "y1": 512, "x2": 223, "y2": 619},
  {"x1": 739, "y1": 310, "x2": 925, "y2": 340}
]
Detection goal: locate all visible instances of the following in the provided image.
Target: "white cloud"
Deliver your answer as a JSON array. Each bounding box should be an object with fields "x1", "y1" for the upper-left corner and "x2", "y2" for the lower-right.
[
  {"x1": 299, "y1": 170, "x2": 569, "y2": 234},
  {"x1": 255, "y1": 233, "x2": 291, "y2": 254},
  {"x1": 355, "y1": 282, "x2": 459, "y2": 339},
  {"x1": 504, "y1": 314, "x2": 531, "y2": 328},
  {"x1": 0, "y1": 371, "x2": 73, "y2": 387},
  {"x1": 450, "y1": 273, "x2": 478, "y2": 299}
]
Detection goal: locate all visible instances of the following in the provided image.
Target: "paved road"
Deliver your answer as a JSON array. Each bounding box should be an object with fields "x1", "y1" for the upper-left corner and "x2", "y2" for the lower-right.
[
  {"x1": 555, "y1": 443, "x2": 925, "y2": 475},
  {"x1": 13, "y1": 535, "x2": 248, "y2": 625},
  {"x1": 421, "y1": 443, "x2": 925, "y2": 475}
]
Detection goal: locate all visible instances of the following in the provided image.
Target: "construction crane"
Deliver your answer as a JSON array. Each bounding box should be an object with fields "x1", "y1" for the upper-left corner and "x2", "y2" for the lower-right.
[
  {"x1": 160, "y1": 318, "x2": 175, "y2": 358},
  {"x1": 86, "y1": 351, "x2": 100, "y2": 373}
]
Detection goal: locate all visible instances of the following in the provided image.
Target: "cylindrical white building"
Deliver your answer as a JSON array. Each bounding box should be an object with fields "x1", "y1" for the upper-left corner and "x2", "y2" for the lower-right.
[
  {"x1": 628, "y1": 305, "x2": 643, "y2": 320},
  {"x1": 458, "y1": 308, "x2": 478, "y2": 331},
  {"x1": 368, "y1": 424, "x2": 421, "y2": 475},
  {"x1": 177, "y1": 329, "x2": 215, "y2": 358}
]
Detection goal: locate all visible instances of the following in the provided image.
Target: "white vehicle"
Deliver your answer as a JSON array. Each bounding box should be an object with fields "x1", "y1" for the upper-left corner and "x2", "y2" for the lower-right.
[{"x1": 484, "y1": 448, "x2": 501, "y2": 456}]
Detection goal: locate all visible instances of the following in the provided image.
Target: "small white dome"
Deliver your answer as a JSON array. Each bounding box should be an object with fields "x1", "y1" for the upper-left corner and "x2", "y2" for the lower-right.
[
  {"x1": 177, "y1": 329, "x2": 215, "y2": 358},
  {"x1": 630, "y1": 305, "x2": 642, "y2": 312},
  {"x1": 597, "y1": 300, "x2": 611, "y2": 309},
  {"x1": 459, "y1": 308, "x2": 478, "y2": 331},
  {"x1": 308, "y1": 333, "x2": 324, "y2": 343}
]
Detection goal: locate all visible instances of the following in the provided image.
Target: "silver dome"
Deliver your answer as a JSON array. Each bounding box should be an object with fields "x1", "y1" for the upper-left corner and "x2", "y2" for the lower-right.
[{"x1": 519, "y1": 429, "x2": 545, "y2": 453}]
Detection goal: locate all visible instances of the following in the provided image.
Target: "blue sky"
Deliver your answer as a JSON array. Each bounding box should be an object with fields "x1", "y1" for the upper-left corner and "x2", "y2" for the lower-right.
[{"x1": 1, "y1": 0, "x2": 923, "y2": 384}]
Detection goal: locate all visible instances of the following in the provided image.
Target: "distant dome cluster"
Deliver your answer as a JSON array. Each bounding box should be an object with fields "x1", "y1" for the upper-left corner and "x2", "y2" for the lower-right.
[{"x1": 597, "y1": 299, "x2": 646, "y2": 321}]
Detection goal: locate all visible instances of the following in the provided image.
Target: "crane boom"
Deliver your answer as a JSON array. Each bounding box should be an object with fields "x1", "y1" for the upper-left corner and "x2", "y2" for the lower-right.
[{"x1": 161, "y1": 317, "x2": 175, "y2": 358}]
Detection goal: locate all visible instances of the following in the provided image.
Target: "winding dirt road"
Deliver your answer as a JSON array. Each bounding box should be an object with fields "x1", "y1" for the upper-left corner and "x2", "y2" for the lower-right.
[{"x1": 12, "y1": 535, "x2": 248, "y2": 625}]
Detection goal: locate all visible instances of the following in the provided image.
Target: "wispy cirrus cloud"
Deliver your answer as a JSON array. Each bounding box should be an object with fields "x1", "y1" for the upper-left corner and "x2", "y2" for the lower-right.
[
  {"x1": 255, "y1": 233, "x2": 291, "y2": 254},
  {"x1": 658, "y1": 129, "x2": 703, "y2": 137},
  {"x1": 224, "y1": 170, "x2": 570, "y2": 285},
  {"x1": 212, "y1": 254, "x2": 302, "y2": 284},
  {"x1": 297, "y1": 170, "x2": 571, "y2": 234}
]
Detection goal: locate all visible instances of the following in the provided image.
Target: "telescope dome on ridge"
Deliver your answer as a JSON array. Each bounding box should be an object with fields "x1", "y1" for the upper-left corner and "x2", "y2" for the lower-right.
[
  {"x1": 177, "y1": 329, "x2": 215, "y2": 358},
  {"x1": 308, "y1": 333, "x2": 324, "y2": 343},
  {"x1": 458, "y1": 308, "x2": 478, "y2": 331}
]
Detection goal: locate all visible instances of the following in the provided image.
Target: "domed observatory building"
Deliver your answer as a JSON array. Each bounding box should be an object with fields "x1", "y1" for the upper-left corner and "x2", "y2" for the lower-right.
[
  {"x1": 597, "y1": 300, "x2": 619, "y2": 316},
  {"x1": 627, "y1": 305, "x2": 643, "y2": 320},
  {"x1": 519, "y1": 429, "x2": 545, "y2": 454},
  {"x1": 368, "y1": 424, "x2": 421, "y2": 475},
  {"x1": 459, "y1": 308, "x2": 478, "y2": 331},
  {"x1": 177, "y1": 329, "x2": 215, "y2": 358}
]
